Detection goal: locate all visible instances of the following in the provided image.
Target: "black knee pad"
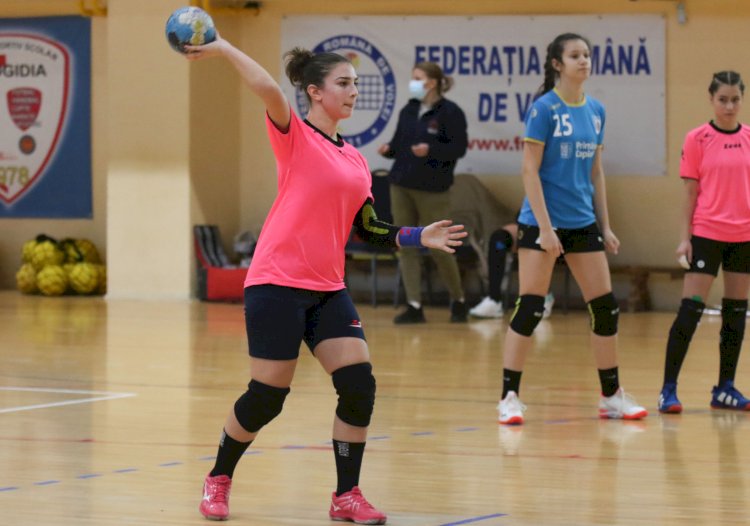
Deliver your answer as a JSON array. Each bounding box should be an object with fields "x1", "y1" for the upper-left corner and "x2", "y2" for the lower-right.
[
  {"x1": 670, "y1": 297, "x2": 705, "y2": 343},
  {"x1": 588, "y1": 292, "x2": 620, "y2": 336},
  {"x1": 509, "y1": 294, "x2": 546, "y2": 336},
  {"x1": 332, "y1": 362, "x2": 376, "y2": 427},
  {"x1": 720, "y1": 298, "x2": 748, "y2": 345},
  {"x1": 490, "y1": 229, "x2": 514, "y2": 251},
  {"x1": 234, "y1": 380, "x2": 290, "y2": 433}
]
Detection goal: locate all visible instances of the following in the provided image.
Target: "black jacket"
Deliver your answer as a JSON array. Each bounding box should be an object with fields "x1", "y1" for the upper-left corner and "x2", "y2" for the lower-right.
[{"x1": 383, "y1": 97, "x2": 468, "y2": 192}]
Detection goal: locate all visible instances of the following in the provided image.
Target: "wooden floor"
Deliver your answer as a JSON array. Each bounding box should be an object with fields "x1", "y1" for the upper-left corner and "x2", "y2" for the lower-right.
[{"x1": 1, "y1": 290, "x2": 749, "y2": 525}]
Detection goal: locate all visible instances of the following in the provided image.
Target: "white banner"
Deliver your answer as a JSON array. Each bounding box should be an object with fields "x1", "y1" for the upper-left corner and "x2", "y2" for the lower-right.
[{"x1": 281, "y1": 15, "x2": 666, "y2": 176}]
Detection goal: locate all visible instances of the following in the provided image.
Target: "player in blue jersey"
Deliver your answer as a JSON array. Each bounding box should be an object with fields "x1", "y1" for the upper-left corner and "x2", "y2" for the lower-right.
[{"x1": 497, "y1": 33, "x2": 647, "y2": 425}]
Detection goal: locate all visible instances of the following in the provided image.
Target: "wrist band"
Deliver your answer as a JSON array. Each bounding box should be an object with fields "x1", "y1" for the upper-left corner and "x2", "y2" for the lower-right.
[{"x1": 398, "y1": 226, "x2": 424, "y2": 248}]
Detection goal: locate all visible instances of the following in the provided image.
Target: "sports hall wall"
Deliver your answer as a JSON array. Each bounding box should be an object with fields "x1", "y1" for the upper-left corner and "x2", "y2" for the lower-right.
[{"x1": 0, "y1": 0, "x2": 748, "y2": 310}]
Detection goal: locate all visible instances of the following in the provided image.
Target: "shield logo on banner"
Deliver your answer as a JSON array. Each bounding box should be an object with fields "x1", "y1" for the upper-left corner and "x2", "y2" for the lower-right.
[
  {"x1": 0, "y1": 34, "x2": 70, "y2": 205},
  {"x1": 8, "y1": 87, "x2": 42, "y2": 131}
]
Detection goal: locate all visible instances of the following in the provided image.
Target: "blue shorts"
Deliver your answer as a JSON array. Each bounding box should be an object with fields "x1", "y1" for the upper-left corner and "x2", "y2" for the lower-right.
[
  {"x1": 244, "y1": 285, "x2": 366, "y2": 360},
  {"x1": 689, "y1": 236, "x2": 750, "y2": 276}
]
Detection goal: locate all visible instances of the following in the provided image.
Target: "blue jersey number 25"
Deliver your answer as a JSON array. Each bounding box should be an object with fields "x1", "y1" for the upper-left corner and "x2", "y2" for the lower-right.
[{"x1": 552, "y1": 114, "x2": 573, "y2": 137}]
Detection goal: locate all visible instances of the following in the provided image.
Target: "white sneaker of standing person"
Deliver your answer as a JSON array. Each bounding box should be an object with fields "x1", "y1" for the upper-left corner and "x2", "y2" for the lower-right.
[
  {"x1": 469, "y1": 296, "x2": 504, "y2": 318},
  {"x1": 599, "y1": 387, "x2": 648, "y2": 420},
  {"x1": 497, "y1": 391, "x2": 526, "y2": 425},
  {"x1": 543, "y1": 293, "x2": 555, "y2": 319}
]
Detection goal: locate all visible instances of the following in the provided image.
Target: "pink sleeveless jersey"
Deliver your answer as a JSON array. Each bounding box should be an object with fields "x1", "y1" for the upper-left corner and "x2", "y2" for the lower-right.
[
  {"x1": 244, "y1": 111, "x2": 372, "y2": 290},
  {"x1": 681, "y1": 122, "x2": 750, "y2": 242}
]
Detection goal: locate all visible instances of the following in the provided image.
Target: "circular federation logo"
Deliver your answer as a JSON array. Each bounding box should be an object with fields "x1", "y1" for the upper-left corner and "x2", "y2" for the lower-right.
[
  {"x1": 296, "y1": 35, "x2": 396, "y2": 148},
  {"x1": 19, "y1": 135, "x2": 36, "y2": 155}
]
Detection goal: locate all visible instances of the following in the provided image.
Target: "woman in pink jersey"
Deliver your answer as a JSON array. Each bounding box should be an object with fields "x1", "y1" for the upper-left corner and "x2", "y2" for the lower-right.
[
  {"x1": 183, "y1": 34, "x2": 466, "y2": 524},
  {"x1": 658, "y1": 71, "x2": 750, "y2": 414}
]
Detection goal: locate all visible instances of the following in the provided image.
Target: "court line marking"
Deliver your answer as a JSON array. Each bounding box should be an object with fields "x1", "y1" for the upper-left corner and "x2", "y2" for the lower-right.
[
  {"x1": 1, "y1": 425, "x2": 511, "y2": 525},
  {"x1": 439, "y1": 513, "x2": 508, "y2": 525},
  {"x1": 0, "y1": 387, "x2": 136, "y2": 414}
]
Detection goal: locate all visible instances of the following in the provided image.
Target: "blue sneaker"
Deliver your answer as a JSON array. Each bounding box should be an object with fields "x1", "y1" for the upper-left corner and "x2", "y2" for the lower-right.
[
  {"x1": 658, "y1": 383, "x2": 683, "y2": 414},
  {"x1": 711, "y1": 381, "x2": 750, "y2": 410}
]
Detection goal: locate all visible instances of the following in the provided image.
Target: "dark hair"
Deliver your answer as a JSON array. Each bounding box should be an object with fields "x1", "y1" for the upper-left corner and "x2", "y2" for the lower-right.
[
  {"x1": 709, "y1": 70, "x2": 745, "y2": 96},
  {"x1": 414, "y1": 61, "x2": 454, "y2": 96},
  {"x1": 536, "y1": 32, "x2": 592, "y2": 97},
  {"x1": 284, "y1": 47, "x2": 351, "y2": 103}
]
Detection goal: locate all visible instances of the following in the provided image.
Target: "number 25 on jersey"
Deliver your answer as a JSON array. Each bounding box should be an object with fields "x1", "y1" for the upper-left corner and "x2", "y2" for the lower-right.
[{"x1": 553, "y1": 114, "x2": 573, "y2": 137}]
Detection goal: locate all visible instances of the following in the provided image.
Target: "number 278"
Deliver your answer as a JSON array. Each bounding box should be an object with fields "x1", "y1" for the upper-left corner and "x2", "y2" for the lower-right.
[{"x1": 0, "y1": 166, "x2": 30, "y2": 186}]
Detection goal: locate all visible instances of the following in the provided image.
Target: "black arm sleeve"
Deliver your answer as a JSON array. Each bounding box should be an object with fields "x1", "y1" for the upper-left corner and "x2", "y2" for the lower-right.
[{"x1": 352, "y1": 199, "x2": 401, "y2": 249}]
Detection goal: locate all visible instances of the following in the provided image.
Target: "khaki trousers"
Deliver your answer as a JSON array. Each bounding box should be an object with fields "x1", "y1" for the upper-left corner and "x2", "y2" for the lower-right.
[{"x1": 389, "y1": 184, "x2": 464, "y2": 304}]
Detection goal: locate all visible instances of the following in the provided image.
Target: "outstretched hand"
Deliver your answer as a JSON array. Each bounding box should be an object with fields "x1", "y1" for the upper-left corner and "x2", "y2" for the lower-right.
[{"x1": 420, "y1": 220, "x2": 467, "y2": 253}]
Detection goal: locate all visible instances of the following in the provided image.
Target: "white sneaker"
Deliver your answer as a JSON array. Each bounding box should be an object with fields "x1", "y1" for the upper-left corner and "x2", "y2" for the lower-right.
[
  {"x1": 543, "y1": 293, "x2": 555, "y2": 319},
  {"x1": 469, "y1": 296, "x2": 504, "y2": 318},
  {"x1": 599, "y1": 387, "x2": 648, "y2": 420},
  {"x1": 497, "y1": 391, "x2": 526, "y2": 425}
]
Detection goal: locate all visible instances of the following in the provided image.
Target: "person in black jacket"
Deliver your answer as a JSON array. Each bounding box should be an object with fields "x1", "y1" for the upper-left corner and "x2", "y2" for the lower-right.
[{"x1": 378, "y1": 61, "x2": 469, "y2": 324}]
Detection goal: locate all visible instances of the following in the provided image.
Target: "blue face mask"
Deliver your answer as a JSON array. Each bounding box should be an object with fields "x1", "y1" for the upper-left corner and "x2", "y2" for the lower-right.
[{"x1": 408, "y1": 79, "x2": 427, "y2": 100}]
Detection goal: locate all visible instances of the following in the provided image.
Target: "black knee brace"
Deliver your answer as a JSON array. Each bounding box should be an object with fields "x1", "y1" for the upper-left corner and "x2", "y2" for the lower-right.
[
  {"x1": 509, "y1": 294, "x2": 546, "y2": 336},
  {"x1": 670, "y1": 297, "x2": 705, "y2": 343},
  {"x1": 720, "y1": 298, "x2": 748, "y2": 349},
  {"x1": 234, "y1": 380, "x2": 290, "y2": 433},
  {"x1": 332, "y1": 362, "x2": 376, "y2": 427},
  {"x1": 588, "y1": 292, "x2": 620, "y2": 336}
]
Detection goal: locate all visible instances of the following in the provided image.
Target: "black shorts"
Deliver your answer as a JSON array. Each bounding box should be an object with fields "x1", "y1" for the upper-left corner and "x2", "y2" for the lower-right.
[
  {"x1": 688, "y1": 236, "x2": 750, "y2": 276},
  {"x1": 244, "y1": 285, "x2": 366, "y2": 360},
  {"x1": 517, "y1": 223, "x2": 605, "y2": 253}
]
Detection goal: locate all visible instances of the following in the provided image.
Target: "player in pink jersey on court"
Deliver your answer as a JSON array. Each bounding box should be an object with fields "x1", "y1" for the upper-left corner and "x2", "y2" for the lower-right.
[
  {"x1": 182, "y1": 32, "x2": 466, "y2": 524},
  {"x1": 658, "y1": 71, "x2": 750, "y2": 414}
]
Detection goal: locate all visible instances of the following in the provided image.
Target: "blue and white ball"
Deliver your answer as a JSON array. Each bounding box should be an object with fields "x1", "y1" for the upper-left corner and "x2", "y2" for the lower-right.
[{"x1": 165, "y1": 6, "x2": 216, "y2": 54}]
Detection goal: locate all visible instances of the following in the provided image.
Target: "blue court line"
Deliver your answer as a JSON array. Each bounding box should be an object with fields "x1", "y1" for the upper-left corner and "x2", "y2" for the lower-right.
[
  {"x1": 33, "y1": 480, "x2": 60, "y2": 486},
  {"x1": 439, "y1": 513, "x2": 508, "y2": 525},
  {"x1": 1, "y1": 423, "x2": 508, "y2": 508}
]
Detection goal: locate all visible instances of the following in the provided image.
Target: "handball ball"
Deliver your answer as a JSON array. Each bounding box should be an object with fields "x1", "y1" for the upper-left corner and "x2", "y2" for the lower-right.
[
  {"x1": 76, "y1": 238, "x2": 102, "y2": 264},
  {"x1": 16, "y1": 263, "x2": 38, "y2": 294},
  {"x1": 37, "y1": 265, "x2": 68, "y2": 296},
  {"x1": 68, "y1": 262, "x2": 99, "y2": 295},
  {"x1": 60, "y1": 237, "x2": 102, "y2": 264},
  {"x1": 165, "y1": 6, "x2": 216, "y2": 54},
  {"x1": 30, "y1": 240, "x2": 65, "y2": 271}
]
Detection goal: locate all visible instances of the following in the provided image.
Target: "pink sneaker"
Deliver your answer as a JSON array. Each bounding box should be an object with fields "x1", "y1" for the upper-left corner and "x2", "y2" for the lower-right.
[
  {"x1": 329, "y1": 486, "x2": 387, "y2": 525},
  {"x1": 199, "y1": 473, "x2": 232, "y2": 521}
]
